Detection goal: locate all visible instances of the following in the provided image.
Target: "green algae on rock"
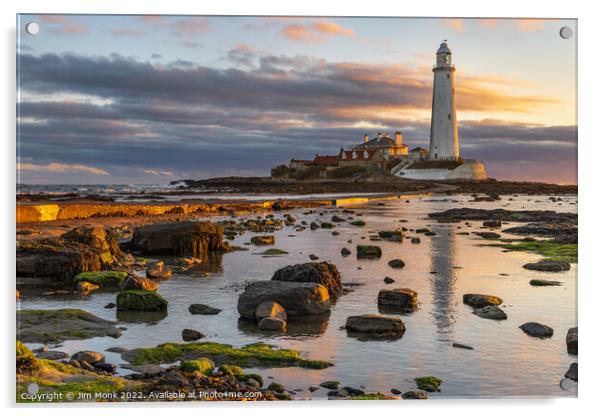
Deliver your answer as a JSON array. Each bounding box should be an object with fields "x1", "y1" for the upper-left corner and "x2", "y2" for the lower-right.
[
  {"x1": 496, "y1": 241, "x2": 577, "y2": 263},
  {"x1": 73, "y1": 270, "x2": 127, "y2": 288},
  {"x1": 180, "y1": 358, "x2": 215, "y2": 375},
  {"x1": 17, "y1": 309, "x2": 120, "y2": 343},
  {"x1": 415, "y1": 376, "x2": 442, "y2": 392},
  {"x1": 116, "y1": 290, "x2": 168, "y2": 311},
  {"x1": 121, "y1": 341, "x2": 333, "y2": 369}
]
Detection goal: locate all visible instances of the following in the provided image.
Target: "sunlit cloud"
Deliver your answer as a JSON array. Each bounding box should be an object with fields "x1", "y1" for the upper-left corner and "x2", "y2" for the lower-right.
[
  {"x1": 478, "y1": 19, "x2": 500, "y2": 28},
  {"x1": 40, "y1": 15, "x2": 87, "y2": 35},
  {"x1": 170, "y1": 17, "x2": 211, "y2": 37},
  {"x1": 282, "y1": 20, "x2": 354, "y2": 42},
  {"x1": 443, "y1": 19, "x2": 466, "y2": 33},
  {"x1": 143, "y1": 169, "x2": 174, "y2": 176},
  {"x1": 17, "y1": 162, "x2": 110, "y2": 176},
  {"x1": 515, "y1": 19, "x2": 548, "y2": 32}
]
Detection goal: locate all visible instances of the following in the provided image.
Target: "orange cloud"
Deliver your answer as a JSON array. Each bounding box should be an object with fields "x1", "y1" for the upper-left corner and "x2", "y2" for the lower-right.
[
  {"x1": 171, "y1": 17, "x2": 211, "y2": 37},
  {"x1": 515, "y1": 19, "x2": 547, "y2": 32},
  {"x1": 478, "y1": 19, "x2": 499, "y2": 28},
  {"x1": 17, "y1": 162, "x2": 109, "y2": 176},
  {"x1": 443, "y1": 19, "x2": 466, "y2": 33},
  {"x1": 282, "y1": 20, "x2": 354, "y2": 42},
  {"x1": 40, "y1": 15, "x2": 87, "y2": 35}
]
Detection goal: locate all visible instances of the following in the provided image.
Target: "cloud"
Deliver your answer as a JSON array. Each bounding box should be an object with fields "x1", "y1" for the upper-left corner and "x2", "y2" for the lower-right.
[
  {"x1": 111, "y1": 27, "x2": 145, "y2": 37},
  {"x1": 144, "y1": 169, "x2": 174, "y2": 176},
  {"x1": 17, "y1": 162, "x2": 110, "y2": 176},
  {"x1": 514, "y1": 19, "x2": 548, "y2": 32},
  {"x1": 17, "y1": 51, "x2": 575, "y2": 184},
  {"x1": 443, "y1": 19, "x2": 466, "y2": 33},
  {"x1": 478, "y1": 19, "x2": 499, "y2": 28},
  {"x1": 40, "y1": 15, "x2": 87, "y2": 35},
  {"x1": 171, "y1": 17, "x2": 211, "y2": 37},
  {"x1": 282, "y1": 20, "x2": 354, "y2": 42}
]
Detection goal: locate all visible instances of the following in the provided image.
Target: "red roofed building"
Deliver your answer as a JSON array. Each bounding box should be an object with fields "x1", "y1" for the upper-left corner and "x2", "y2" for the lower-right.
[
  {"x1": 337, "y1": 147, "x2": 385, "y2": 169},
  {"x1": 309, "y1": 154, "x2": 339, "y2": 167}
]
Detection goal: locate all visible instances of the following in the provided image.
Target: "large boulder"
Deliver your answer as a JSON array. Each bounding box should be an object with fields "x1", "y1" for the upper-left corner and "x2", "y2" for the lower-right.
[
  {"x1": 116, "y1": 290, "x2": 168, "y2": 311},
  {"x1": 255, "y1": 301, "x2": 287, "y2": 322},
  {"x1": 71, "y1": 350, "x2": 105, "y2": 365},
  {"x1": 238, "y1": 280, "x2": 331, "y2": 319},
  {"x1": 378, "y1": 288, "x2": 418, "y2": 312},
  {"x1": 63, "y1": 226, "x2": 122, "y2": 264},
  {"x1": 566, "y1": 327, "x2": 578, "y2": 355},
  {"x1": 74, "y1": 270, "x2": 128, "y2": 288},
  {"x1": 271, "y1": 262, "x2": 342, "y2": 297},
  {"x1": 345, "y1": 314, "x2": 405, "y2": 339},
  {"x1": 130, "y1": 221, "x2": 231, "y2": 258},
  {"x1": 258, "y1": 317, "x2": 287, "y2": 332},
  {"x1": 463, "y1": 294, "x2": 503, "y2": 308}
]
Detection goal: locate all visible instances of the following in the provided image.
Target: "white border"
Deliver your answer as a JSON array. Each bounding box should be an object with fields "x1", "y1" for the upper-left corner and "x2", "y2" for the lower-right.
[{"x1": 2, "y1": 1, "x2": 599, "y2": 415}]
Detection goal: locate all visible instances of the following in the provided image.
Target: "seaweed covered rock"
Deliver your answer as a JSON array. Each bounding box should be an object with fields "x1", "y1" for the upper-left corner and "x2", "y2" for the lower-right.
[
  {"x1": 523, "y1": 260, "x2": 571, "y2": 272},
  {"x1": 116, "y1": 290, "x2": 168, "y2": 311},
  {"x1": 271, "y1": 262, "x2": 342, "y2": 298},
  {"x1": 356, "y1": 245, "x2": 382, "y2": 259},
  {"x1": 63, "y1": 226, "x2": 123, "y2": 264},
  {"x1": 17, "y1": 309, "x2": 120, "y2": 343},
  {"x1": 180, "y1": 358, "x2": 215, "y2": 376},
  {"x1": 130, "y1": 221, "x2": 231, "y2": 258},
  {"x1": 238, "y1": 281, "x2": 331, "y2": 319},
  {"x1": 74, "y1": 270, "x2": 127, "y2": 288}
]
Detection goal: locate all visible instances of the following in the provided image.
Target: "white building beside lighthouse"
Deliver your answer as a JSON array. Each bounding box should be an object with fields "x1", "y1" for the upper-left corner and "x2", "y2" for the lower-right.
[{"x1": 429, "y1": 40, "x2": 459, "y2": 160}]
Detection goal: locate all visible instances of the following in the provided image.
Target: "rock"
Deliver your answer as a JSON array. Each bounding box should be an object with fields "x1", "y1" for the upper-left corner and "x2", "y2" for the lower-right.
[
  {"x1": 483, "y1": 220, "x2": 502, "y2": 228},
  {"x1": 309, "y1": 386, "x2": 319, "y2": 392},
  {"x1": 104, "y1": 302, "x2": 116, "y2": 309},
  {"x1": 80, "y1": 360, "x2": 95, "y2": 372},
  {"x1": 463, "y1": 294, "x2": 503, "y2": 308},
  {"x1": 63, "y1": 226, "x2": 122, "y2": 260},
  {"x1": 390, "y1": 388, "x2": 402, "y2": 395},
  {"x1": 180, "y1": 358, "x2": 215, "y2": 376},
  {"x1": 523, "y1": 260, "x2": 571, "y2": 272},
  {"x1": 77, "y1": 281, "x2": 100, "y2": 294},
  {"x1": 415, "y1": 376, "x2": 441, "y2": 392},
  {"x1": 345, "y1": 314, "x2": 405, "y2": 339},
  {"x1": 120, "y1": 274, "x2": 158, "y2": 292},
  {"x1": 384, "y1": 277, "x2": 395, "y2": 284},
  {"x1": 565, "y1": 363, "x2": 578, "y2": 381},
  {"x1": 529, "y1": 279, "x2": 562, "y2": 286},
  {"x1": 309, "y1": 254, "x2": 319, "y2": 260},
  {"x1": 258, "y1": 317, "x2": 287, "y2": 332},
  {"x1": 17, "y1": 309, "x2": 120, "y2": 343},
  {"x1": 268, "y1": 382, "x2": 285, "y2": 393},
  {"x1": 238, "y1": 281, "x2": 331, "y2": 318},
  {"x1": 251, "y1": 235, "x2": 275, "y2": 246},
  {"x1": 68, "y1": 359, "x2": 81, "y2": 368},
  {"x1": 342, "y1": 386, "x2": 365, "y2": 396},
  {"x1": 474, "y1": 232, "x2": 501, "y2": 240},
  {"x1": 74, "y1": 270, "x2": 128, "y2": 288},
  {"x1": 182, "y1": 329, "x2": 204, "y2": 341},
  {"x1": 429, "y1": 208, "x2": 577, "y2": 224},
  {"x1": 350, "y1": 220, "x2": 365, "y2": 227},
  {"x1": 356, "y1": 245, "x2": 382, "y2": 259},
  {"x1": 411, "y1": 237, "x2": 421, "y2": 244},
  {"x1": 130, "y1": 221, "x2": 231, "y2": 257},
  {"x1": 310, "y1": 222, "x2": 319, "y2": 230},
  {"x1": 566, "y1": 327, "x2": 578, "y2": 355},
  {"x1": 452, "y1": 342, "x2": 474, "y2": 350},
  {"x1": 320, "y1": 222, "x2": 335, "y2": 229},
  {"x1": 188, "y1": 304, "x2": 221, "y2": 315},
  {"x1": 331, "y1": 215, "x2": 345, "y2": 223},
  {"x1": 378, "y1": 288, "x2": 418, "y2": 312},
  {"x1": 105, "y1": 347, "x2": 129, "y2": 353},
  {"x1": 387, "y1": 259, "x2": 405, "y2": 269},
  {"x1": 320, "y1": 380, "x2": 340, "y2": 390},
  {"x1": 255, "y1": 301, "x2": 287, "y2": 322},
  {"x1": 402, "y1": 390, "x2": 428, "y2": 399},
  {"x1": 271, "y1": 262, "x2": 342, "y2": 297},
  {"x1": 246, "y1": 378, "x2": 261, "y2": 389},
  {"x1": 473, "y1": 305, "x2": 507, "y2": 320},
  {"x1": 519, "y1": 322, "x2": 554, "y2": 338},
  {"x1": 36, "y1": 350, "x2": 69, "y2": 360},
  {"x1": 341, "y1": 247, "x2": 351, "y2": 257},
  {"x1": 146, "y1": 261, "x2": 172, "y2": 280},
  {"x1": 378, "y1": 230, "x2": 404, "y2": 242},
  {"x1": 71, "y1": 350, "x2": 105, "y2": 365},
  {"x1": 174, "y1": 257, "x2": 202, "y2": 267},
  {"x1": 94, "y1": 362, "x2": 117, "y2": 373},
  {"x1": 116, "y1": 290, "x2": 168, "y2": 311}
]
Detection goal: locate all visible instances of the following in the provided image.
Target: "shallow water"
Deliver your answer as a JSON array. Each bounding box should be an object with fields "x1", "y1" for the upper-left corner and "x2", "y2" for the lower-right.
[{"x1": 18, "y1": 194, "x2": 578, "y2": 399}]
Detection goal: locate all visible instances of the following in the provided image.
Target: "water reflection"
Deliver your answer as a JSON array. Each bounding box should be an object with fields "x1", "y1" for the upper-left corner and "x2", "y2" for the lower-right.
[
  {"x1": 429, "y1": 222, "x2": 458, "y2": 343},
  {"x1": 237, "y1": 312, "x2": 331, "y2": 337},
  {"x1": 116, "y1": 309, "x2": 168, "y2": 324}
]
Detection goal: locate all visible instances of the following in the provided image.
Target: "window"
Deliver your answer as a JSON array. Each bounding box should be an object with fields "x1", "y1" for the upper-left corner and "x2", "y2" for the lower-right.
[
  {"x1": 448, "y1": 114, "x2": 451, "y2": 120},
  {"x1": 447, "y1": 74, "x2": 450, "y2": 79}
]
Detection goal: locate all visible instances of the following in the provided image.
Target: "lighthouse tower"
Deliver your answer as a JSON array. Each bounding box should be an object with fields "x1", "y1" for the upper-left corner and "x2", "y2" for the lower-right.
[{"x1": 429, "y1": 41, "x2": 459, "y2": 160}]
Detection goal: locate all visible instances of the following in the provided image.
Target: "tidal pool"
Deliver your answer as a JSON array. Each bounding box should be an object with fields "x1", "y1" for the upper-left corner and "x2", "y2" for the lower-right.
[{"x1": 18, "y1": 194, "x2": 578, "y2": 399}]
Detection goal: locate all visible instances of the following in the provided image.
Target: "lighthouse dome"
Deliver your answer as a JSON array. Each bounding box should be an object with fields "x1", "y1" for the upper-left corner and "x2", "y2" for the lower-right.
[{"x1": 437, "y1": 41, "x2": 451, "y2": 54}]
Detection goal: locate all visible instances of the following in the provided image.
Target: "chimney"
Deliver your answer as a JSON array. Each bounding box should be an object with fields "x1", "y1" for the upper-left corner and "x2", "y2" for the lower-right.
[
  {"x1": 395, "y1": 131, "x2": 403, "y2": 147},
  {"x1": 363, "y1": 134, "x2": 369, "y2": 144}
]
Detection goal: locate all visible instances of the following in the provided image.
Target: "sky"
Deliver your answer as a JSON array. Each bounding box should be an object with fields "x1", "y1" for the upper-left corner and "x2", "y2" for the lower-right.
[{"x1": 16, "y1": 15, "x2": 577, "y2": 184}]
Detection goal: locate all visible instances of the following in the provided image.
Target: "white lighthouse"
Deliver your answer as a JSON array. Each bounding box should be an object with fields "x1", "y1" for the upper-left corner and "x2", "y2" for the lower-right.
[{"x1": 429, "y1": 40, "x2": 459, "y2": 160}]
